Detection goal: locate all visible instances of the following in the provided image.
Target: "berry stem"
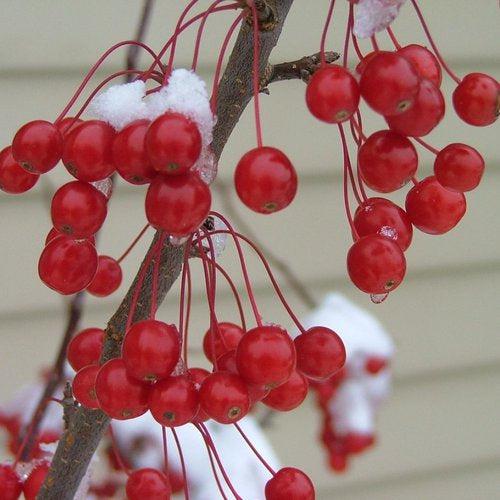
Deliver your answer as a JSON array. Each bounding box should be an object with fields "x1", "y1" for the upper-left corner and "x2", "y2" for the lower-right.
[
  {"x1": 342, "y1": 2, "x2": 354, "y2": 68},
  {"x1": 413, "y1": 136, "x2": 439, "y2": 155},
  {"x1": 370, "y1": 35, "x2": 379, "y2": 51},
  {"x1": 386, "y1": 26, "x2": 401, "y2": 49},
  {"x1": 108, "y1": 425, "x2": 131, "y2": 475},
  {"x1": 249, "y1": 0, "x2": 264, "y2": 148},
  {"x1": 161, "y1": 426, "x2": 169, "y2": 474},
  {"x1": 351, "y1": 30, "x2": 364, "y2": 60},
  {"x1": 179, "y1": 240, "x2": 193, "y2": 366},
  {"x1": 171, "y1": 428, "x2": 190, "y2": 500},
  {"x1": 320, "y1": 0, "x2": 337, "y2": 66},
  {"x1": 116, "y1": 224, "x2": 150, "y2": 264},
  {"x1": 233, "y1": 423, "x2": 275, "y2": 475},
  {"x1": 410, "y1": 0, "x2": 461, "y2": 84}
]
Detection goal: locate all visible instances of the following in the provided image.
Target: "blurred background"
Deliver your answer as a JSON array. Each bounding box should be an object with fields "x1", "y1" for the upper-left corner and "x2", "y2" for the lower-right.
[{"x1": 0, "y1": 1, "x2": 498, "y2": 498}]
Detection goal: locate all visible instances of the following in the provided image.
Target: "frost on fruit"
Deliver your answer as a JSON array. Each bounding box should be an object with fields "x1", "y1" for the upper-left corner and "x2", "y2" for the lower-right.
[
  {"x1": 353, "y1": 0, "x2": 407, "y2": 39},
  {"x1": 192, "y1": 147, "x2": 218, "y2": 186},
  {"x1": 379, "y1": 225, "x2": 398, "y2": 241},
  {"x1": 90, "y1": 177, "x2": 113, "y2": 199}
]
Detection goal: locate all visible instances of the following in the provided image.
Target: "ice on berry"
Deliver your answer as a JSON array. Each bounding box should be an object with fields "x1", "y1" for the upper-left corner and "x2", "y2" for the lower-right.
[
  {"x1": 353, "y1": 0, "x2": 407, "y2": 39},
  {"x1": 89, "y1": 80, "x2": 148, "y2": 130},
  {"x1": 90, "y1": 177, "x2": 113, "y2": 199},
  {"x1": 370, "y1": 292, "x2": 389, "y2": 304},
  {"x1": 192, "y1": 147, "x2": 218, "y2": 185}
]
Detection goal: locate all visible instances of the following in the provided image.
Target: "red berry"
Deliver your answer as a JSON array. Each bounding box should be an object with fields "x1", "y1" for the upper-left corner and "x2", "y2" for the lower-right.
[
  {"x1": 215, "y1": 350, "x2": 238, "y2": 372},
  {"x1": 365, "y1": 356, "x2": 388, "y2": 374},
  {"x1": 122, "y1": 320, "x2": 180, "y2": 382},
  {"x1": 236, "y1": 325, "x2": 296, "y2": 388},
  {"x1": 358, "y1": 130, "x2": 418, "y2": 192},
  {"x1": 347, "y1": 235, "x2": 406, "y2": 294},
  {"x1": 23, "y1": 463, "x2": 49, "y2": 500},
  {"x1": 51, "y1": 181, "x2": 107, "y2": 238},
  {"x1": 67, "y1": 327, "x2": 105, "y2": 371},
  {"x1": 56, "y1": 117, "x2": 83, "y2": 136},
  {"x1": 398, "y1": 44, "x2": 442, "y2": 87},
  {"x1": 72, "y1": 365, "x2": 100, "y2": 409},
  {"x1": 265, "y1": 467, "x2": 315, "y2": 500},
  {"x1": 202, "y1": 322, "x2": 245, "y2": 363},
  {"x1": 405, "y1": 176, "x2": 466, "y2": 234},
  {"x1": 146, "y1": 112, "x2": 202, "y2": 174},
  {"x1": 0, "y1": 146, "x2": 39, "y2": 194},
  {"x1": 234, "y1": 147, "x2": 297, "y2": 214},
  {"x1": 199, "y1": 371, "x2": 250, "y2": 424},
  {"x1": 434, "y1": 143, "x2": 485, "y2": 192},
  {"x1": 263, "y1": 370, "x2": 308, "y2": 411},
  {"x1": 354, "y1": 197, "x2": 413, "y2": 251},
  {"x1": 305, "y1": 65, "x2": 360, "y2": 123},
  {"x1": 86, "y1": 255, "x2": 122, "y2": 297},
  {"x1": 145, "y1": 172, "x2": 211, "y2": 236},
  {"x1": 45, "y1": 228, "x2": 95, "y2": 247},
  {"x1": 188, "y1": 368, "x2": 210, "y2": 422},
  {"x1": 126, "y1": 468, "x2": 171, "y2": 500},
  {"x1": 112, "y1": 120, "x2": 156, "y2": 184},
  {"x1": 355, "y1": 50, "x2": 384, "y2": 76},
  {"x1": 62, "y1": 120, "x2": 116, "y2": 182},
  {"x1": 295, "y1": 326, "x2": 346, "y2": 380},
  {"x1": 452, "y1": 73, "x2": 499, "y2": 126},
  {"x1": 0, "y1": 464, "x2": 22, "y2": 500},
  {"x1": 38, "y1": 235, "x2": 98, "y2": 295},
  {"x1": 95, "y1": 358, "x2": 150, "y2": 420},
  {"x1": 149, "y1": 375, "x2": 199, "y2": 427},
  {"x1": 343, "y1": 432, "x2": 375, "y2": 454},
  {"x1": 12, "y1": 120, "x2": 62, "y2": 174},
  {"x1": 386, "y1": 79, "x2": 445, "y2": 137},
  {"x1": 360, "y1": 52, "x2": 420, "y2": 116}
]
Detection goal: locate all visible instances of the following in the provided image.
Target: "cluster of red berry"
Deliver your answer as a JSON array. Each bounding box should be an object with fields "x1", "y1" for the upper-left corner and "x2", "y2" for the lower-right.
[
  {"x1": 304, "y1": 43, "x2": 497, "y2": 299},
  {"x1": 66, "y1": 317, "x2": 345, "y2": 496},
  {"x1": 0, "y1": 462, "x2": 50, "y2": 500},
  {"x1": 0, "y1": 109, "x2": 216, "y2": 297}
]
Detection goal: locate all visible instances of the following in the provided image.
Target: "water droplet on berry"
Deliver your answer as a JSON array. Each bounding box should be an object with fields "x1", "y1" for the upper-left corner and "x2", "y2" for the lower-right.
[
  {"x1": 370, "y1": 293, "x2": 389, "y2": 304},
  {"x1": 168, "y1": 235, "x2": 190, "y2": 246}
]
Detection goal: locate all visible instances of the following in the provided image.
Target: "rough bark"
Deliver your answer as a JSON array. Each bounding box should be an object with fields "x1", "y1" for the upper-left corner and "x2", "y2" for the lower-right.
[{"x1": 38, "y1": 1, "x2": 295, "y2": 498}]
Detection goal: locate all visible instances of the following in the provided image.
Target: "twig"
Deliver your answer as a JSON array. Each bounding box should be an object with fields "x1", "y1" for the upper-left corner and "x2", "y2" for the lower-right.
[
  {"x1": 39, "y1": 1, "x2": 296, "y2": 498},
  {"x1": 260, "y1": 50, "x2": 339, "y2": 93}
]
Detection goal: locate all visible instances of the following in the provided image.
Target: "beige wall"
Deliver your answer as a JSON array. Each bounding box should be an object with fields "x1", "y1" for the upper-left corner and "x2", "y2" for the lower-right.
[{"x1": 0, "y1": 1, "x2": 499, "y2": 498}]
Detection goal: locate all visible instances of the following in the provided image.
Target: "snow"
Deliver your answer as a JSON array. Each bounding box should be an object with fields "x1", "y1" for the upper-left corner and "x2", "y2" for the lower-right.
[
  {"x1": 300, "y1": 293, "x2": 394, "y2": 438},
  {"x1": 353, "y1": 0, "x2": 407, "y2": 39}
]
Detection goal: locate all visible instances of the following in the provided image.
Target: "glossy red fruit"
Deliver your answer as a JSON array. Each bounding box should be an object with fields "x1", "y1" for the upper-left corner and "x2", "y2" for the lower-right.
[
  {"x1": 305, "y1": 65, "x2": 360, "y2": 123},
  {"x1": 360, "y1": 52, "x2": 420, "y2": 116},
  {"x1": 51, "y1": 181, "x2": 107, "y2": 238},
  {"x1": 188, "y1": 368, "x2": 210, "y2": 422},
  {"x1": 263, "y1": 370, "x2": 309, "y2": 411},
  {"x1": 12, "y1": 120, "x2": 63, "y2": 174},
  {"x1": 354, "y1": 197, "x2": 413, "y2": 251},
  {"x1": 202, "y1": 322, "x2": 245, "y2": 363},
  {"x1": 452, "y1": 73, "x2": 499, "y2": 126},
  {"x1": 347, "y1": 235, "x2": 406, "y2": 294},
  {"x1": 215, "y1": 350, "x2": 238, "y2": 373},
  {"x1": 72, "y1": 365, "x2": 100, "y2": 409},
  {"x1": 234, "y1": 147, "x2": 297, "y2": 214},
  {"x1": 112, "y1": 120, "x2": 156, "y2": 184},
  {"x1": 95, "y1": 358, "x2": 150, "y2": 420},
  {"x1": 149, "y1": 375, "x2": 199, "y2": 427},
  {"x1": 0, "y1": 464, "x2": 22, "y2": 500},
  {"x1": 67, "y1": 327, "x2": 105, "y2": 371},
  {"x1": 405, "y1": 176, "x2": 466, "y2": 234},
  {"x1": 0, "y1": 146, "x2": 39, "y2": 194},
  {"x1": 199, "y1": 371, "x2": 250, "y2": 424},
  {"x1": 146, "y1": 112, "x2": 202, "y2": 174},
  {"x1": 86, "y1": 256, "x2": 122, "y2": 297},
  {"x1": 122, "y1": 320, "x2": 180, "y2": 382},
  {"x1": 295, "y1": 326, "x2": 346, "y2": 380},
  {"x1": 145, "y1": 172, "x2": 211, "y2": 236},
  {"x1": 358, "y1": 130, "x2": 418, "y2": 192},
  {"x1": 265, "y1": 467, "x2": 315, "y2": 500},
  {"x1": 355, "y1": 50, "x2": 385, "y2": 76},
  {"x1": 45, "y1": 228, "x2": 95, "y2": 247},
  {"x1": 126, "y1": 468, "x2": 171, "y2": 500},
  {"x1": 434, "y1": 143, "x2": 485, "y2": 192},
  {"x1": 386, "y1": 79, "x2": 445, "y2": 137},
  {"x1": 236, "y1": 325, "x2": 296, "y2": 388},
  {"x1": 398, "y1": 44, "x2": 442, "y2": 87},
  {"x1": 56, "y1": 117, "x2": 83, "y2": 136},
  {"x1": 38, "y1": 235, "x2": 98, "y2": 295},
  {"x1": 23, "y1": 463, "x2": 49, "y2": 500},
  {"x1": 62, "y1": 120, "x2": 116, "y2": 181}
]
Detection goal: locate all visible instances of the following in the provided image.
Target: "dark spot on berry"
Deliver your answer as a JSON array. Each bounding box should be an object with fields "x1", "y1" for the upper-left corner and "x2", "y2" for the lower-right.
[
  {"x1": 164, "y1": 411, "x2": 175, "y2": 422},
  {"x1": 228, "y1": 406, "x2": 241, "y2": 419}
]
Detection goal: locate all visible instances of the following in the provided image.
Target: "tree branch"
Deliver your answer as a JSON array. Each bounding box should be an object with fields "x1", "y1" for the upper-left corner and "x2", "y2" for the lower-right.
[
  {"x1": 38, "y1": 1, "x2": 295, "y2": 498},
  {"x1": 260, "y1": 50, "x2": 339, "y2": 93}
]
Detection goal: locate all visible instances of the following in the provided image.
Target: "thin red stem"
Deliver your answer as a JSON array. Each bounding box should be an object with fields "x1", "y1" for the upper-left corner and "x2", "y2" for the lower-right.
[
  {"x1": 161, "y1": 426, "x2": 169, "y2": 474},
  {"x1": 370, "y1": 35, "x2": 379, "y2": 51},
  {"x1": 233, "y1": 423, "x2": 275, "y2": 475},
  {"x1": 351, "y1": 30, "x2": 364, "y2": 60},
  {"x1": 386, "y1": 26, "x2": 401, "y2": 49},
  {"x1": 250, "y1": 1, "x2": 264, "y2": 148},
  {"x1": 342, "y1": 3, "x2": 354, "y2": 68},
  {"x1": 171, "y1": 428, "x2": 190, "y2": 500},
  {"x1": 413, "y1": 136, "x2": 440, "y2": 155},
  {"x1": 116, "y1": 224, "x2": 150, "y2": 264},
  {"x1": 320, "y1": 0, "x2": 337, "y2": 66},
  {"x1": 108, "y1": 425, "x2": 131, "y2": 475}
]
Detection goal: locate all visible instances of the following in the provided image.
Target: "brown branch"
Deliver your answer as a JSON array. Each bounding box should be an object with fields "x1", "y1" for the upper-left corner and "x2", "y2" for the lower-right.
[
  {"x1": 260, "y1": 50, "x2": 339, "y2": 93},
  {"x1": 38, "y1": 1, "x2": 296, "y2": 498}
]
